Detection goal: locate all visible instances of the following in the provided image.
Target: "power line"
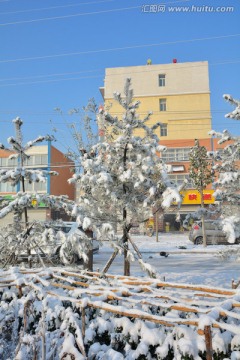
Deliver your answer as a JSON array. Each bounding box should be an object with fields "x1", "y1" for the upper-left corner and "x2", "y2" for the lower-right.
[
  {"x1": 0, "y1": 34, "x2": 239, "y2": 64},
  {"x1": 0, "y1": 75, "x2": 102, "y2": 87},
  {"x1": 1, "y1": 59, "x2": 240, "y2": 86},
  {"x1": 0, "y1": 5, "x2": 141, "y2": 26},
  {"x1": 0, "y1": 69, "x2": 102, "y2": 83},
  {"x1": 0, "y1": 59, "x2": 239, "y2": 87},
  {"x1": 0, "y1": 109, "x2": 231, "y2": 118},
  {"x1": 0, "y1": 0, "x2": 191, "y2": 26},
  {"x1": 0, "y1": 0, "x2": 117, "y2": 15},
  {"x1": 0, "y1": 122, "x2": 239, "y2": 133}
]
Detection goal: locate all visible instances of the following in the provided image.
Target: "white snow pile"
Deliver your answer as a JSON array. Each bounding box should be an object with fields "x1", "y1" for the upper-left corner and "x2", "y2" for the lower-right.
[{"x1": 0, "y1": 267, "x2": 240, "y2": 359}]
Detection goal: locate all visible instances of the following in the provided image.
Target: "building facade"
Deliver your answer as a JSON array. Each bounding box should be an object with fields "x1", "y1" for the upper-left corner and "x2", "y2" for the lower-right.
[
  {"x1": 100, "y1": 60, "x2": 212, "y2": 140},
  {"x1": 100, "y1": 60, "x2": 219, "y2": 231},
  {"x1": 0, "y1": 143, "x2": 75, "y2": 225}
]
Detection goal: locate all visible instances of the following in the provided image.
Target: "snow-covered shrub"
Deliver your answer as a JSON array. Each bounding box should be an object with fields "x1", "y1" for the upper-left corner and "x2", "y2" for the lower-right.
[
  {"x1": 208, "y1": 94, "x2": 240, "y2": 244},
  {"x1": 0, "y1": 267, "x2": 240, "y2": 359},
  {"x1": 0, "y1": 118, "x2": 92, "y2": 268}
]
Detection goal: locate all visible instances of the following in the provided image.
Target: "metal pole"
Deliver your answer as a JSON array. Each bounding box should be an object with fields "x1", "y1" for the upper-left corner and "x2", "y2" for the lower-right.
[{"x1": 156, "y1": 211, "x2": 159, "y2": 242}]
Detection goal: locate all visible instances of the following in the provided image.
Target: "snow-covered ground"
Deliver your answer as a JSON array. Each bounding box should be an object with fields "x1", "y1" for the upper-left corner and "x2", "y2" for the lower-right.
[
  {"x1": 1, "y1": 233, "x2": 240, "y2": 359},
  {"x1": 93, "y1": 232, "x2": 240, "y2": 289}
]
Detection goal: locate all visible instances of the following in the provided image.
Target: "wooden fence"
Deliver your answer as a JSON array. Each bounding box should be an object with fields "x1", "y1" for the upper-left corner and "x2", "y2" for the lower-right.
[{"x1": 0, "y1": 267, "x2": 240, "y2": 359}]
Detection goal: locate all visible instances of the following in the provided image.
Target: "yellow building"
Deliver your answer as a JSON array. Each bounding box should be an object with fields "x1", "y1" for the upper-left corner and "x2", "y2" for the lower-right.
[
  {"x1": 100, "y1": 60, "x2": 211, "y2": 140},
  {"x1": 100, "y1": 60, "x2": 213, "y2": 231}
]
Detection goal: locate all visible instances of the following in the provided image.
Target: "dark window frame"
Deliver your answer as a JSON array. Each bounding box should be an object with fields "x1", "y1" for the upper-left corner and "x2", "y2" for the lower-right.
[
  {"x1": 158, "y1": 74, "x2": 166, "y2": 87},
  {"x1": 159, "y1": 98, "x2": 167, "y2": 111}
]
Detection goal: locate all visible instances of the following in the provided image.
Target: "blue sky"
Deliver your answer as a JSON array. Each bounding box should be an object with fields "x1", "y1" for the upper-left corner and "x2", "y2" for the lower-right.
[{"x1": 0, "y1": 0, "x2": 239, "y2": 154}]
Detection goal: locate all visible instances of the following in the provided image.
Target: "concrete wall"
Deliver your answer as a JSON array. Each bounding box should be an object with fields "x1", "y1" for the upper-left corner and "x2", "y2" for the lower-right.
[
  {"x1": 104, "y1": 61, "x2": 210, "y2": 98},
  {"x1": 102, "y1": 61, "x2": 211, "y2": 140},
  {"x1": 25, "y1": 145, "x2": 47, "y2": 156}
]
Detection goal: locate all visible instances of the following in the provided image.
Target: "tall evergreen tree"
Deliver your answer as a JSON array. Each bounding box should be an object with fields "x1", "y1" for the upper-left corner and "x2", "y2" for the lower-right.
[
  {"x1": 189, "y1": 140, "x2": 213, "y2": 247},
  {"x1": 0, "y1": 118, "x2": 78, "y2": 267},
  {"x1": 69, "y1": 79, "x2": 182, "y2": 276}
]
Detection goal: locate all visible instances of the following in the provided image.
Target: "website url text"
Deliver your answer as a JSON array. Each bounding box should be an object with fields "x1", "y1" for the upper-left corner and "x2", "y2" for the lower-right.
[{"x1": 141, "y1": 5, "x2": 234, "y2": 13}]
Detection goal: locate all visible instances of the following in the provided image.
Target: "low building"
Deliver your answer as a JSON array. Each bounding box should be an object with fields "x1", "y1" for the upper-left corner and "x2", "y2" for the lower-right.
[
  {"x1": 158, "y1": 138, "x2": 226, "y2": 231},
  {"x1": 0, "y1": 142, "x2": 75, "y2": 226}
]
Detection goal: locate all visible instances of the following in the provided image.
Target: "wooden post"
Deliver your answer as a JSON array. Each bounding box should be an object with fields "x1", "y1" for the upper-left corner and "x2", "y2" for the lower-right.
[
  {"x1": 41, "y1": 310, "x2": 46, "y2": 360},
  {"x1": 204, "y1": 325, "x2": 213, "y2": 360},
  {"x1": 84, "y1": 249, "x2": 93, "y2": 271},
  {"x1": 84, "y1": 230, "x2": 94, "y2": 271},
  {"x1": 128, "y1": 236, "x2": 142, "y2": 259},
  {"x1": 81, "y1": 307, "x2": 86, "y2": 338},
  {"x1": 232, "y1": 279, "x2": 240, "y2": 289},
  {"x1": 17, "y1": 285, "x2": 23, "y2": 298},
  {"x1": 156, "y1": 211, "x2": 159, "y2": 242},
  {"x1": 200, "y1": 189, "x2": 207, "y2": 247},
  {"x1": 102, "y1": 250, "x2": 118, "y2": 273}
]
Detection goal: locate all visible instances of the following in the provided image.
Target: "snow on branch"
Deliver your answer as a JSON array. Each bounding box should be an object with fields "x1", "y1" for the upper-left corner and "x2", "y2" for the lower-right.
[
  {"x1": 25, "y1": 134, "x2": 54, "y2": 150},
  {"x1": 0, "y1": 168, "x2": 58, "y2": 186},
  {"x1": 223, "y1": 94, "x2": 240, "y2": 120}
]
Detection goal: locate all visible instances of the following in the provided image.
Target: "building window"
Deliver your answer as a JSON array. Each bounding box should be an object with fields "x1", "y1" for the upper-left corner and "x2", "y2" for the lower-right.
[
  {"x1": 0, "y1": 182, "x2": 16, "y2": 192},
  {"x1": 160, "y1": 124, "x2": 168, "y2": 137},
  {"x1": 168, "y1": 174, "x2": 193, "y2": 188},
  {"x1": 159, "y1": 98, "x2": 167, "y2": 111},
  {"x1": 25, "y1": 157, "x2": 33, "y2": 166},
  {"x1": 0, "y1": 157, "x2": 18, "y2": 167},
  {"x1": 25, "y1": 181, "x2": 47, "y2": 193},
  {"x1": 158, "y1": 74, "x2": 165, "y2": 87},
  {"x1": 25, "y1": 154, "x2": 48, "y2": 167},
  {"x1": 161, "y1": 148, "x2": 191, "y2": 162},
  {"x1": 34, "y1": 154, "x2": 48, "y2": 166}
]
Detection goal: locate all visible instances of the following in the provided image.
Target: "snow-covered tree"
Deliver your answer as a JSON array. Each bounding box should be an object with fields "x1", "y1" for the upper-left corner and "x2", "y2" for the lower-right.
[
  {"x1": 0, "y1": 117, "x2": 57, "y2": 225},
  {"x1": 208, "y1": 94, "x2": 240, "y2": 243},
  {"x1": 69, "y1": 79, "x2": 183, "y2": 276},
  {"x1": 53, "y1": 98, "x2": 98, "y2": 165},
  {"x1": 53, "y1": 100, "x2": 100, "y2": 269},
  {"x1": 0, "y1": 118, "x2": 84, "y2": 267},
  {"x1": 224, "y1": 94, "x2": 240, "y2": 120},
  {"x1": 188, "y1": 140, "x2": 214, "y2": 247}
]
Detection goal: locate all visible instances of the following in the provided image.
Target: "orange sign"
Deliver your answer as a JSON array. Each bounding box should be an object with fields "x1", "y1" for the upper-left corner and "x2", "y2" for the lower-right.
[
  {"x1": 31, "y1": 199, "x2": 38, "y2": 207},
  {"x1": 181, "y1": 190, "x2": 215, "y2": 205}
]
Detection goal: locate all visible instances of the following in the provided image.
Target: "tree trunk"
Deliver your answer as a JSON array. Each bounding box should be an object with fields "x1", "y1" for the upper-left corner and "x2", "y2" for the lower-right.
[
  {"x1": 155, "y1": 211, "x2": 159, "y2": 242},
  {"x1": 200, "y1": 189, "x2": 207, "y2": 247},
  {"x1": 21, "y1": 163, "x2": 31, "y2": 267},
  {"x1": 84, "y1": 230, "x2": 94, "y2": 271},
  {"x1": 84, "y1": 249, "x2": 93, "y2": 271},
  {"x1": 102, "y1": 250, "x2": 118, "y2": 273},
  {"x1": 123, "y1": 221, "x2": 130, "y2": 276},
  {"x1": 123, "y1": 144, "x2": 130, "y2": 276}
]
